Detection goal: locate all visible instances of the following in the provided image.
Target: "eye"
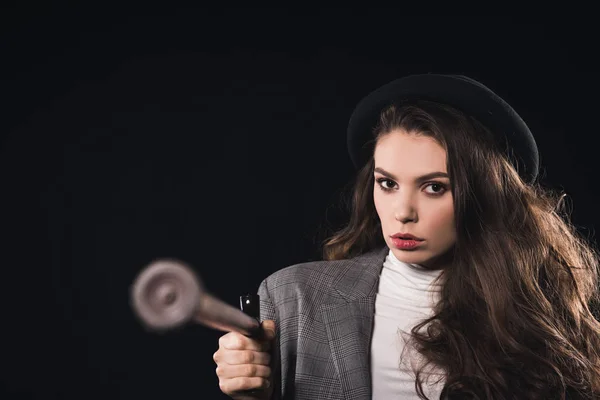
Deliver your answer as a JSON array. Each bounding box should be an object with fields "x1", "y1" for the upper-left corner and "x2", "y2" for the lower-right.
[
  {"x1": 424, "y1": 182, "x2": 447, "y2": 195},
  {"x1": 375, "y1": 178, "x2": 395, "y2": 192}
]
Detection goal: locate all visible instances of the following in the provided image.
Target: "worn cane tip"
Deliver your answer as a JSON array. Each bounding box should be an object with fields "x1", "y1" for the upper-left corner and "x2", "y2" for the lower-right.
[{"x1": 130, "y1": 259, "x2": 202, "y2": 331}]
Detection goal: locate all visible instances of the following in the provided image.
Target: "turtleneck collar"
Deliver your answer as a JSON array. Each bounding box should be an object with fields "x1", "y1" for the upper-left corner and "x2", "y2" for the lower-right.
[{"x1": 384, "y1": 248, "x2": 443, "y2": 287}]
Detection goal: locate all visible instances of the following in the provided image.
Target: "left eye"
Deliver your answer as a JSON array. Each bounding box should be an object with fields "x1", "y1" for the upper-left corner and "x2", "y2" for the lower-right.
[{"x1": 425, "y1": 183, "x2": 445, "y2": 194}]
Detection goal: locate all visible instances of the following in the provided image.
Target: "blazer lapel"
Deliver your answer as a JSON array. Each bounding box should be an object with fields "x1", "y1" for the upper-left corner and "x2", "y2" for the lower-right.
[{"x1": 321, "y1": 246, "x2": 389, "y2": 400}]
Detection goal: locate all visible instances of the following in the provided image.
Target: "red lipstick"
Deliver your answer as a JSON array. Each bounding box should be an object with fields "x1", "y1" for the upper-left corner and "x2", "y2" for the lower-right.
[{"x1": 390, "y1": 233, "x2": 424, "y2": 250}]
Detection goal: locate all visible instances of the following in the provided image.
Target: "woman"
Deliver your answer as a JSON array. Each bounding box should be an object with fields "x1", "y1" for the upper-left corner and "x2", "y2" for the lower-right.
[{"x1": 212, "y1": 74, "x2": 600, "y2": 399}]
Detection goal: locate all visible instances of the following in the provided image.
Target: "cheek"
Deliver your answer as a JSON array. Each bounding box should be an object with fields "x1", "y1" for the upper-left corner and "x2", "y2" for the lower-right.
[
  {"x1": 373, "y1": 190, "x2": 384, "y2": 217},
  {"x1": 427, "y1": 202, "x2": 455, "y2": 235}
]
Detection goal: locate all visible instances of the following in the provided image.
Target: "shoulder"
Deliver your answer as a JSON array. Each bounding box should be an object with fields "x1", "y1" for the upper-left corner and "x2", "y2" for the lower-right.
[
  {"x1": 263, "y1": 254, "x2": 355, "y2": 287},
  {"x1": 258, "y1": 246, "x2": 387, "y2": 301}
]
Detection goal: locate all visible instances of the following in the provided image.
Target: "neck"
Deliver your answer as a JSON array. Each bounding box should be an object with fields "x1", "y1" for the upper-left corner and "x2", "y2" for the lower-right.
[{"x1": 418, "y1": 248, "x2": 454, "y2": 270}]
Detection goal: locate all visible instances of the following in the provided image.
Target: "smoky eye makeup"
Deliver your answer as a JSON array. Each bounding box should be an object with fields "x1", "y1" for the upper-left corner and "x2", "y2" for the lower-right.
[{"x1": 374, "y1": 176, "x2": 449, "y2": 196}]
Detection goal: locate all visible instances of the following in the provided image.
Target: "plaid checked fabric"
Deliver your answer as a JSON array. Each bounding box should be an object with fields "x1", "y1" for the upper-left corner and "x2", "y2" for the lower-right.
[
  {"x1": 258, "y1": 245, "x2": 585, "y2": 400},
  {"x1": 258, "y1": 246, "x2": 390, "y2": 400}
]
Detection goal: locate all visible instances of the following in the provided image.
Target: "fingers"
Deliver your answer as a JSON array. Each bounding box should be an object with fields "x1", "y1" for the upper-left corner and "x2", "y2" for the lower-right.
[
  {"x1": 213, "y1": 349, "x2": 271, "y2": 366},
  {"x1": 219, "y1": 332, "x2": 271, "y2": 352},
  {"x1": 214, "y1": 321, "x2": 277, "y2": 399},
  {"x1": 216, "y1": 363, "x2": 271, "y2": 379},
  {"x1": 260, "y1": 320, "x2": 276, "y2": 341},
  {"x1": 218, "y1": 376, "x2": 270, "y2": 394}
]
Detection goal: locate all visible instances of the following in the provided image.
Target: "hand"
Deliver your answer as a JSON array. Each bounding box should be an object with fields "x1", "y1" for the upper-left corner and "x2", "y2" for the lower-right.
[{"x1": 214, "y1": 320, "x2": 276, "y2": 400}]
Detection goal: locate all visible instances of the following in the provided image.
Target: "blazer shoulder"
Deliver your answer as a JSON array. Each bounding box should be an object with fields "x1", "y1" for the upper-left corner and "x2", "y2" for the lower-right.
[
  {"x1": 258, "y1": 246, "x2": 388, "y2": 303},
  {"x1": 260, "y1": 249, "x2": 382, "y2": 297},
  {"x1": 257, "y1": 258, "x2": 351, "y2": 318},
  {"x1": 263, "y1": 257, "x2": 345, "y2": 288}
]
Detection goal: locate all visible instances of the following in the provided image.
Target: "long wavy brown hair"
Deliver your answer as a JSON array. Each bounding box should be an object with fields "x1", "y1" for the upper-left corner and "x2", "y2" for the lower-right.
[{"x1": 318, "y1": 100, "x2": 600, "y2": 399}]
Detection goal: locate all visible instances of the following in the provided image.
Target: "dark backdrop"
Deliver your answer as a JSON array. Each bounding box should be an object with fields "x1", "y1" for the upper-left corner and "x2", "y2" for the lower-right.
[{"x1": 0, "y1": 8, "x2": 597, "y2": 399}]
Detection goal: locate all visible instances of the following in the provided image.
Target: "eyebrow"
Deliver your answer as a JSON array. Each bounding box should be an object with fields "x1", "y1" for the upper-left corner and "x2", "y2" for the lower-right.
[{"x1": 374, "y1": 167, "x2": 449, "y2": 183}]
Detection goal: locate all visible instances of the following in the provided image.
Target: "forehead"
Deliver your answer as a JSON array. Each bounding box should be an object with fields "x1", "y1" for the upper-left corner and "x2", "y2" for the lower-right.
[{"x1": 374, "y1": 130, "x2": 447, "y2": 174}]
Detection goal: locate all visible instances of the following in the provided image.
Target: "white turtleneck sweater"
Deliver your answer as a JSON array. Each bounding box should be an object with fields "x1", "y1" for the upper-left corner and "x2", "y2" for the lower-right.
[{"x1": 370, "y1": 248, "x2": 445, "y2": 399}]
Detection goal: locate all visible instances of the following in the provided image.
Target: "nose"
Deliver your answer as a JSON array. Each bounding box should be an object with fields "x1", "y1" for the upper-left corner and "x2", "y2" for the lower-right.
[{"x1": 393, "y1": 191, "x2": 417, "y2": 223}]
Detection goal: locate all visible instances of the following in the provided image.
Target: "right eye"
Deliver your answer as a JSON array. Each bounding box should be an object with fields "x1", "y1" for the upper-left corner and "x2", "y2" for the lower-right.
[{"x1": 375, "y1": 178, "x2": 395, "y2": 192}]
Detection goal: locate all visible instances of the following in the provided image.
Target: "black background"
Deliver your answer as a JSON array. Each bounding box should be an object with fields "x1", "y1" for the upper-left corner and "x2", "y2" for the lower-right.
[{"x1": 0, "y1": 8, "x2": 598, "y2": 399}]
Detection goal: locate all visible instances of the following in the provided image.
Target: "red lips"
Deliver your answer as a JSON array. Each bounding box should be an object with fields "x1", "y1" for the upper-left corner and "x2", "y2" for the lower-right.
[{"x1": 391, "y1": 233, "x2": 424, "y2": 241}]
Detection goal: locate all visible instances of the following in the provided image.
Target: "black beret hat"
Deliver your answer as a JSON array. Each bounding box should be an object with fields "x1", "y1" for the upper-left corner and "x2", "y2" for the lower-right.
[{"x1": 346, "y1": 74, "x2": 539, "y2": 184}]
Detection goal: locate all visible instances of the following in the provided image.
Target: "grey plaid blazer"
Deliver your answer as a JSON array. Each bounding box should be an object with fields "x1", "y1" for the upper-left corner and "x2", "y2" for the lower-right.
[
  {"x1": 257, "y1": 246, "x2": 391, "y2": 400},
  {"x1": 257, "y1": 246, "x2": 583, "y2": 400}
]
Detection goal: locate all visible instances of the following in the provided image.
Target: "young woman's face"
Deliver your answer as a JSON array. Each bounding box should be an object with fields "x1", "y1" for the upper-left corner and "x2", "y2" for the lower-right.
[{"x1": 373, "y1": 129, "x2": 456, "y2": 269}]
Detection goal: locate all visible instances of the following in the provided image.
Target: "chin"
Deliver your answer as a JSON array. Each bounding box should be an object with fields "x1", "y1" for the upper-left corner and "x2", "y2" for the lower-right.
[{"x1": 390, "y1": 248, "x2": 430, "y2": 264}]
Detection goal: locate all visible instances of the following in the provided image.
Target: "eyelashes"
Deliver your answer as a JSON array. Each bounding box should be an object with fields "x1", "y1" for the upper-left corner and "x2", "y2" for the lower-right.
[{"x1": 375, "y1": 178, "x2": 448, "y2": 196}]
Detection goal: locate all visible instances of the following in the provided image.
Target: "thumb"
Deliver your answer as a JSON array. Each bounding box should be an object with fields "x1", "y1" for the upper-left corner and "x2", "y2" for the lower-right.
[{"x1": 260, "y1": 319, "x2": 276, "y2": 341}]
